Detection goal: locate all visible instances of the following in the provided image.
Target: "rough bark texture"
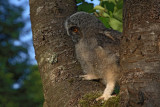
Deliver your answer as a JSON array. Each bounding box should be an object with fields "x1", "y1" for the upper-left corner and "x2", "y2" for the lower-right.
[
  {"x1": 29, "y1": 0, "x2": 104, "y2": 107},
  {"x1": 120, "y1": 0, "x2": 160, "y2": 107}
]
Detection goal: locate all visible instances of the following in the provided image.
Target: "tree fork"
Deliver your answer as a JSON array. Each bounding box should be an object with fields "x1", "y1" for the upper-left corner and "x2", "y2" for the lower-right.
[
  {"x1": 29, "y1": 0, "x2": 104, "y2": 106},
  {"x1": 120, "y1": 0, "x2": 160, "y2": 106}
]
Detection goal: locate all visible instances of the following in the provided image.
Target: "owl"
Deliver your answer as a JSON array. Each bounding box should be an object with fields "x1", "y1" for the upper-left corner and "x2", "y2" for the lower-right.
[{"x1": 65, "y1": 12, "x2": 121, "y2": 101}]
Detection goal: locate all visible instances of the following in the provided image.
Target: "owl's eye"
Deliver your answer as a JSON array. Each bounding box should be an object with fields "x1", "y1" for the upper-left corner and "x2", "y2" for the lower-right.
[
  {"x1": 70, "y1": 26, "x2": 79, "y2": 33},
  {"x1": 73, "y1": 28, "x2": 78, "y2": 32}
]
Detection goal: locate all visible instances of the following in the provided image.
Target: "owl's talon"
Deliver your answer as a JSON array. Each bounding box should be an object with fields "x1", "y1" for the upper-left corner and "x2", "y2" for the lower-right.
[
  {"x1": 96, "y1": 95, "x2": 114, "y2": 101},
  {"x1": 96, "y1": 96, "x2": 104, "y2": 101},
  {"x1": 79, "y1": 75, "x2": 88, "y2": 80},
  {"x1": 79, "y1": 74, "x2": 99, "y2": 80}
]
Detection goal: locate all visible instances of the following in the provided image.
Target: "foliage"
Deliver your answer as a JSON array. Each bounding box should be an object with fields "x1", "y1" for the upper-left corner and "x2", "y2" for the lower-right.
[
  {"x1": 0, "y1": 0, "x2": 43, "y2": 106},
  {"x1": 16, "y1": 66, "x2": 44, "y2": 107},
  {"x1": 94, "y1": 0, "x2": 123, "y2": 32},
  {"x1": 77, "y1": 0, "x2": 95, "y2": 13}
]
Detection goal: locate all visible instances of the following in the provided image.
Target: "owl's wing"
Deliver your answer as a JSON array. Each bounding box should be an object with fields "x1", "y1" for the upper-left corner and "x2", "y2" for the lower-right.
[
  {"x1": 96, "y1": 29, "x2": 121, "y2": 46},
  {"x1": 96, "y1": 29, "x2": 122, "y2": 55},
  {"x1": 103, "y1": 31, "x2": 116, "y2": 41},
  {"x1": 100, "y1": 29, "x2": 121, "y2": 41}
]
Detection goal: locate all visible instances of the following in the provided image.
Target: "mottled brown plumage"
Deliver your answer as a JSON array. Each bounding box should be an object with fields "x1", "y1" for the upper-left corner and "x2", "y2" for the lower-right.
[{"x1": 65, "y1": 12, "x2": 121, "y2": 101}]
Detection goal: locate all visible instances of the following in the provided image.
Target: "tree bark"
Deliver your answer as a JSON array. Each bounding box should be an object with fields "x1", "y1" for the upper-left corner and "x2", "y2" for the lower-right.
[
  {"x1": 29, "y1": 0, "x2": 104, "y2": 106},
  {"x1": 120, "y1": 0, "x2": 160, "y2": 107}
]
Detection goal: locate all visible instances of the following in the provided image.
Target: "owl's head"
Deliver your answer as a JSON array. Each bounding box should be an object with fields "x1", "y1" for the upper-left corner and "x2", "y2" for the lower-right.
[{"x1": 65, "y1": 12, "x2": 105, "y2": 44}]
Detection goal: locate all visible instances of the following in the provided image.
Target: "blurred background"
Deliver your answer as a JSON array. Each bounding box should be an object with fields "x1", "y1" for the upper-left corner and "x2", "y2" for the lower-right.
[
  {"x1": 0, "y1": 0, "x2": 44, "y2": 106},
  {"x1": 0, "y1": 0, "x2": 122, "y2": 106}
]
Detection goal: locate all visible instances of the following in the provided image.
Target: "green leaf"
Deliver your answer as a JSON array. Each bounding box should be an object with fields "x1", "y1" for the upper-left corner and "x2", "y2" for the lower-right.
[
  {"x1": 101, "y1": 1, "x2": 115, "y2": 12},
  {"x1": 116, "y1": 0, "x2": 123, "y2": 9},
  {"x1": 113, "y1": 9, "x2": 122, "y2": 21},
  {"x1": 102, "y1": 12, "x2": 110, "y2": 17},
  {"x1": 76, "y1": 0, "x2": 84, "y2": 3},
  {"x1": 99, "y1": 17, "x2": 110, "y2": 28},
  {"x1": 108, "y1": 0, "x2": 116, "y2": 5},
  {"x1": 94, "y1": 5, "x2": 105, "y2": 11},
  {"x1": 109, "y1": 17, "x2": 123, "y2": 32},
  {"x1": 78, "y1": 2, "x2": 94, "y2": 13}
]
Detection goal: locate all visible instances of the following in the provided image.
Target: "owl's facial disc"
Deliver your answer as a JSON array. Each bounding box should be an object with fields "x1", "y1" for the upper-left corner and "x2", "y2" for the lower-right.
[{"x1": 69, "y1": 26, "x2": 82, "y2": 43}]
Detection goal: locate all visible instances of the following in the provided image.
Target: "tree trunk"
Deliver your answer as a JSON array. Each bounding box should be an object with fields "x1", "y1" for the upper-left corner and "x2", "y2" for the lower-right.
[
  {"x1": 120, "y1": 0, "x2": 160, "y2": 107},
  {"x1": 29, "y1": 0, "x2": 104, "y2": 106}
]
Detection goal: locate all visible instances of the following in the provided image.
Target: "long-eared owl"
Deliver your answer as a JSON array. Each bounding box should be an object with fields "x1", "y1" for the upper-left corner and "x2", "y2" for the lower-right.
[{"x1": 65, "y1": 12, "x2": 121, "y2": 101}]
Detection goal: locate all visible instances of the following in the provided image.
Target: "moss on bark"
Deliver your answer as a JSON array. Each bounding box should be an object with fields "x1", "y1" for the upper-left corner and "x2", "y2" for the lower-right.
[{"x1": 79, "y1": 92, "x2": 119, "y2": 107}]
